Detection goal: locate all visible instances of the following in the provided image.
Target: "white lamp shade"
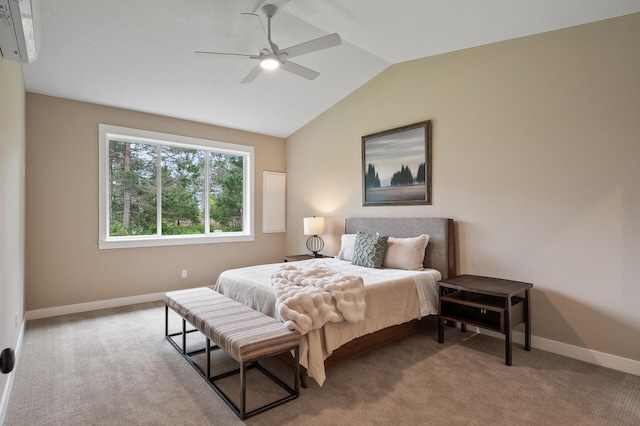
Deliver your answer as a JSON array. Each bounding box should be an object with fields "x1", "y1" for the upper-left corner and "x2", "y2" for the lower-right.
[{"x1": 303, "y1": 216, "x2": 325, "y2": 235}]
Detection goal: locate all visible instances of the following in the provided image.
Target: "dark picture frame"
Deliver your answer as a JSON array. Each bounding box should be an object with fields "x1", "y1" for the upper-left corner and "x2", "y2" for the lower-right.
[{"x1": 362, "y1": 120, "x2": 432, "y2": 206}]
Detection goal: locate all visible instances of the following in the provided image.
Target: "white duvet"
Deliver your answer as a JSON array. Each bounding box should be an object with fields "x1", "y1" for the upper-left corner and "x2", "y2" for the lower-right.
[{"x1": 214, "y1": 258, "x2": 441, "y2": 386}]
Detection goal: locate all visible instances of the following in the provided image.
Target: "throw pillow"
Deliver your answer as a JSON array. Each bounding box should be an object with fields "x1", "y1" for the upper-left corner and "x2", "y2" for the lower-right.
[
  {"x1": 336, "y1": 234, "x2": 357, "y2": 261},
  {"x1": 351, "y1": 232, "x2": 389, "y2": 269},
  {"x1": 383, "y1": 234, "x2": 430, "y2": 270}
]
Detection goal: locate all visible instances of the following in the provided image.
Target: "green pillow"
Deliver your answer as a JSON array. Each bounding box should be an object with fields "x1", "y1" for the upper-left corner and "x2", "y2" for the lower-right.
[{"x1": 351, "y1": 232, "x2": 389, "y2": 269}]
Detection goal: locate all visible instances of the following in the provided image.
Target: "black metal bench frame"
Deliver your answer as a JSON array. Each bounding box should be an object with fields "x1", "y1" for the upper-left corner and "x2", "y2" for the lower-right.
[{"x1": 164, "y1": 304, "x2": 300, "y2": 420}]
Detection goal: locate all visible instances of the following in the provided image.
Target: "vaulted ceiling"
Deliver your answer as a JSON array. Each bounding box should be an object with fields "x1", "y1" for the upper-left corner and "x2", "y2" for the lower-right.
[{"x1": 22, "y1": 0, "x2": 640, "y2": 137}]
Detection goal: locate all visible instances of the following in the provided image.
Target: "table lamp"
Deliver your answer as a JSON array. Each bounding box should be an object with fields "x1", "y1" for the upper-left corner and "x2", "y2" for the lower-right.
[{"x1": 303, "y1": 216, "x2": 325, "y2": 257}]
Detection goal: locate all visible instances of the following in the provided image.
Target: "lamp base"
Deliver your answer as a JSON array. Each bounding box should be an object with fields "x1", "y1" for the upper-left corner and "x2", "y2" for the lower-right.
[{"x1": 305, "y1": 235, "x2": 324, "y2": 257}]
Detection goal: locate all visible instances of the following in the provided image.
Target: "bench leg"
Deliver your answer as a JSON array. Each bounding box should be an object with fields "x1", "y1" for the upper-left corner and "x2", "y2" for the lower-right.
[
  {"x1": 240, "y1": 361, "x2": 247, "y2": 419},
  {"x1": 206, "y1": 338, "x2": 211, "y2": 379},
  {"x1": 164, "y1": 304, "x2": 168, "y2": 337},
  {"x1": 182, "y1": 319, "x2": 187, "y2": 355},
  {"x1": 277, "y1": 350, "x2": 307, "y2": 388},
  {"x1": 294, "y1": 346, "x2": 300, "y2": 395}
]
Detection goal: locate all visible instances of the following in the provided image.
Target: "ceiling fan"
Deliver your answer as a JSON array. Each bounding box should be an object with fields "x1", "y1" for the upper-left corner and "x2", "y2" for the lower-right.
[{"x1": 195, "y1": 4, "x2": 342, "y2": 84}]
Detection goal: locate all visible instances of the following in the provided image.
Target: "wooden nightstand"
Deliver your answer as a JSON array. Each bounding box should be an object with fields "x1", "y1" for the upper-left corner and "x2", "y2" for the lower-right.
[
  {"x1": 283, "y1": 254, "x2": 327, "y2": 262},
  {"x1": 437, "y1": 274, "x2": 533, "y2": 365}
]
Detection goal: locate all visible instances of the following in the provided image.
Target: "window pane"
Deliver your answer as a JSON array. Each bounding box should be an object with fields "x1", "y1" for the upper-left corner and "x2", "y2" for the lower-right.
[
  {"x1": 161, "y1": 146, "x2": 205, "y2": 235},
  {"x1": 109, "y1": 140, "x2": 157, "y2": 236},
  {"x1": 209, "y1": 153, "x2": 244, "y2": 232}
]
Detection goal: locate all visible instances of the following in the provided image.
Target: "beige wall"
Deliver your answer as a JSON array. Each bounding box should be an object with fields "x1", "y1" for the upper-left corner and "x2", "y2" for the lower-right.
[
  {"x1": 25, "y1": 94, "x2": 286, "y2": 311},
  {"x1": 0, "y1": 57, "x2": 26, "y2": 414},
  {"x1": 286, "y1": 14, "x2": 640, "y2": 362}
]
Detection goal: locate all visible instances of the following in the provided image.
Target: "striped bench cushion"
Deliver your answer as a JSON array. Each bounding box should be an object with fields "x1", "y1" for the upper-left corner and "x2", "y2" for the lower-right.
[{"x1": 165, "y1": 287, "x2": 300, "y2": 362}]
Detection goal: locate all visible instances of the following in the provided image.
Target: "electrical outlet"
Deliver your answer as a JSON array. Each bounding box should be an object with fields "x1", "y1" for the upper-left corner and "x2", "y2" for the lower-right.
[{"x1": 181, "y1": 269, "x2": 187, "y2": 278}]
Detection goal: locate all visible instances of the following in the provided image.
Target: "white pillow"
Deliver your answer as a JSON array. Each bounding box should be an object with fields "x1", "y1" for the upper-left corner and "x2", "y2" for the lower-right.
[
  {"x1": 336, "y1": 234, "x2": 357, "y2": 261},
  {"x1": 383, "y1": 234, "x2": 430, "y2": 270}
]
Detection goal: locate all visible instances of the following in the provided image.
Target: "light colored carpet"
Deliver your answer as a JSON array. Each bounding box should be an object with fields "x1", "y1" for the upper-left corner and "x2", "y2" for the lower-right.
[{"x1": 4, "y1": 301, "x2": 639, "y2": 425}]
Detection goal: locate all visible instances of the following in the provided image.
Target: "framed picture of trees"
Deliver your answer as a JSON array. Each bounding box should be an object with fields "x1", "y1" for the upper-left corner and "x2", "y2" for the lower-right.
[{"x1": 362, "y1": 120, "x2": 432, "y2": 206}]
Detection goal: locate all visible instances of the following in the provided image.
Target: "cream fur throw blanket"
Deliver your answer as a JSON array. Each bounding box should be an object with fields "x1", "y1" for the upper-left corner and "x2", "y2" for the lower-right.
[{"x1": 270, "y1": 263, "x2": 366, "y2": 335}]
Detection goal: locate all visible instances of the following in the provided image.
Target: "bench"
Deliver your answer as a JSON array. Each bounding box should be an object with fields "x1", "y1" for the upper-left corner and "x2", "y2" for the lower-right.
[{"x1": 164, "y1": 287, "x2": 301, "y2": 420}]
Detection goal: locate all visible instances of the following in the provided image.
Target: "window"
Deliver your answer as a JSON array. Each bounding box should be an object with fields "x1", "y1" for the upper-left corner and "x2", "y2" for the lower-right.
[{"x1": 99, "y1": 124, "x2": 254, "y2": 249}]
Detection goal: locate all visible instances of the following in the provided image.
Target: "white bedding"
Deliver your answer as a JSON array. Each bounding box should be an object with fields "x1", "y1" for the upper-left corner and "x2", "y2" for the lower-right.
[{"x1": 214, "y1": 258, "x2": 441, "y2": 385}]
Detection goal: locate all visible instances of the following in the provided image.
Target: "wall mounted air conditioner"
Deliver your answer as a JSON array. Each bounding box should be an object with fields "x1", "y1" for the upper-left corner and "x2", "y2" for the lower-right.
[{"x1": 0, "y1": 0, "x2": 40, "y2": 63}]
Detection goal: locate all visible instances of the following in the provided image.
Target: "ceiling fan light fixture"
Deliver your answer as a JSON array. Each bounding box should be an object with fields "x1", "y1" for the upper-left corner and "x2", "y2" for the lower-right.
[{"x1": 260, "y1": 57, "x2": 280, "y2": 70}]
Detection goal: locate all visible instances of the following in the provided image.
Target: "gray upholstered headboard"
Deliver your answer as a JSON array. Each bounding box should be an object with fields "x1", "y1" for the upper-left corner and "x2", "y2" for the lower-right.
[{"x1": 344, "y1": 217, "x2": 456, "y2": 279}]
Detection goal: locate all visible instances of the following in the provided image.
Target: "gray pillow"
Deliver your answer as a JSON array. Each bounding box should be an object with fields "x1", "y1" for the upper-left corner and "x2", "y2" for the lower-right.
[{"x1": 351, "y1": 232, "x2": 389, "y2": 269}]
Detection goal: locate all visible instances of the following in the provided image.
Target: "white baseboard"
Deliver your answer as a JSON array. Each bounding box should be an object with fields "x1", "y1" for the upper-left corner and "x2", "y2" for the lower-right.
[
  {"x1": 0, "y1": 319, "x2": 26, "y2": 426},
  {"x1": 25, "y1": 292, "x2": 166, "y2": 320},
  {"x1": 470, "y1": 327, "x2": 640, "y2": 377}
]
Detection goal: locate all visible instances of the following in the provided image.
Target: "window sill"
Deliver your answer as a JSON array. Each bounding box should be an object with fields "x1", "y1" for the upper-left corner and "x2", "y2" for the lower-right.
[{"x1": 98, "y1": 233, "x2": 255, "y2": 250}]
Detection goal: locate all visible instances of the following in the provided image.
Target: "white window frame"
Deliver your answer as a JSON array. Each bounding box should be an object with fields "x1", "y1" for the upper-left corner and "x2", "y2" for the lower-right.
[{"x1": 98, "y1": 124, "x2": 254, "y2": 249}]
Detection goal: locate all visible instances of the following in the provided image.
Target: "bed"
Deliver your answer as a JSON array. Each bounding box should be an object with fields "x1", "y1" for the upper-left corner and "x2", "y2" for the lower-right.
[{"x1": 214, "y1": 217, "x2": 455, "y2": 386}]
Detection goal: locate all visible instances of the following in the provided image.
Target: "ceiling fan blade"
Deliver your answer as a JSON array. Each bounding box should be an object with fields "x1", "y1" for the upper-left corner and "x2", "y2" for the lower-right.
[
  {"x1": 240, "y1": 63, "x2": 264, "y2": 84},
  {"x1": 280, "y1": 33, "x2": 341, "y2": 59},
  {"x1": 195, "y1": 51, "x2": 255, "y2": 58},
  {"x1": 280, "y1": 59, "x2": 320, "y2": 80}
]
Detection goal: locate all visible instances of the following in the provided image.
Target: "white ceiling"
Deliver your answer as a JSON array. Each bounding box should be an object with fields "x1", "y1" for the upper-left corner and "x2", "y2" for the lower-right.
[{"x1": 22, "y1": 0, "x2": 640, "y2": 138}]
